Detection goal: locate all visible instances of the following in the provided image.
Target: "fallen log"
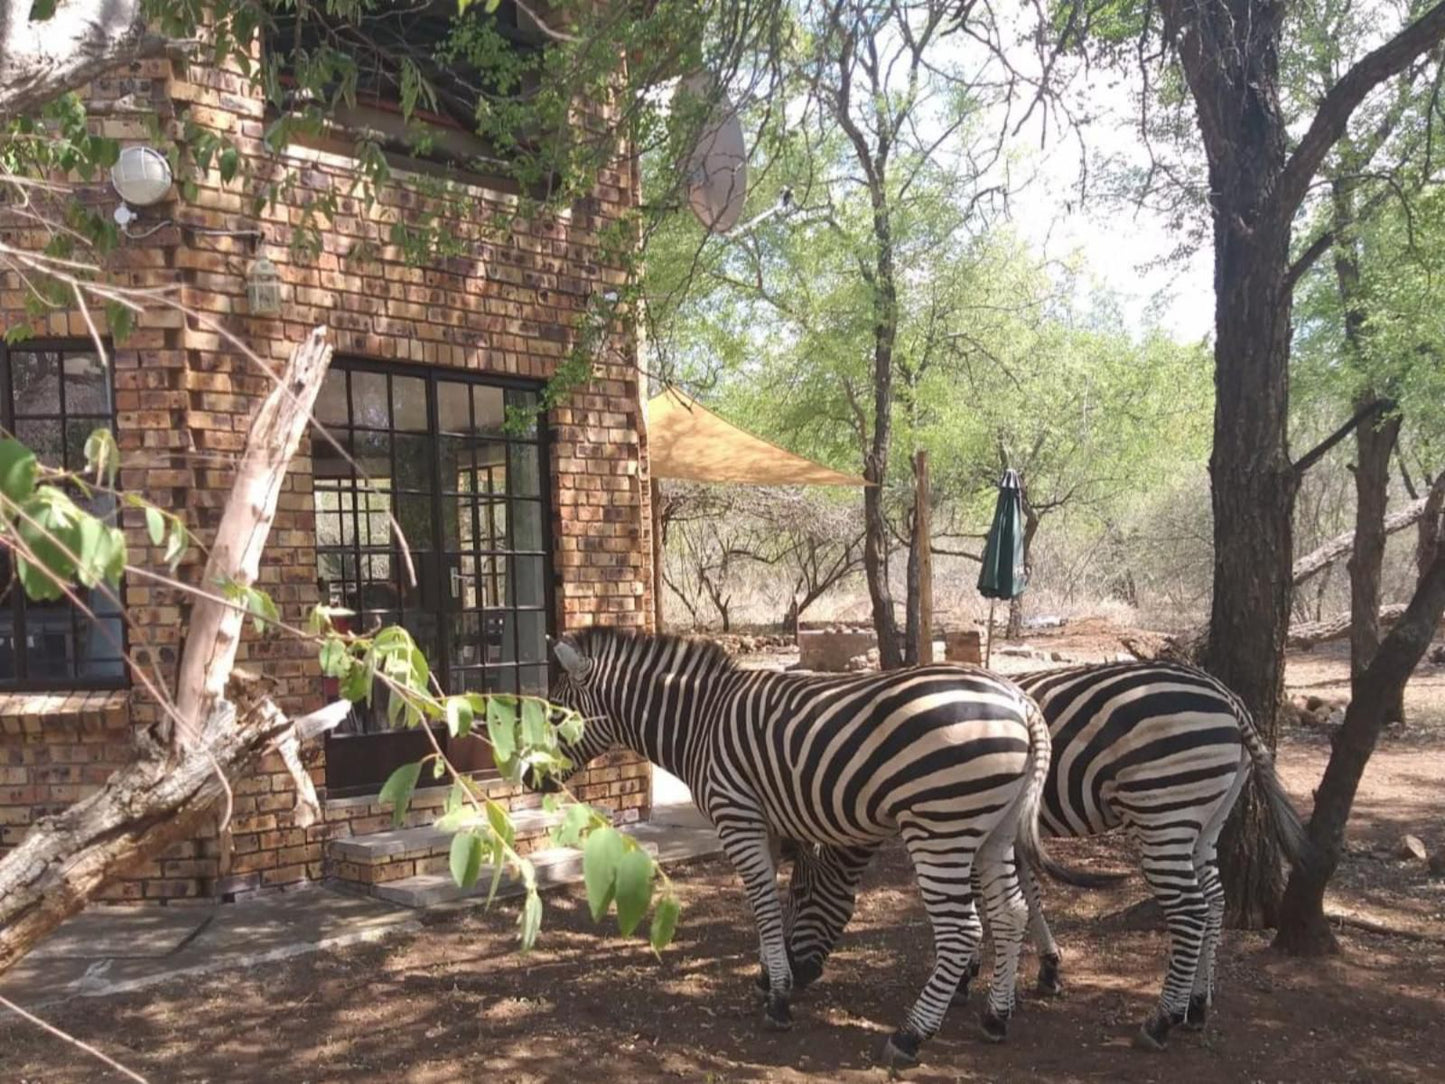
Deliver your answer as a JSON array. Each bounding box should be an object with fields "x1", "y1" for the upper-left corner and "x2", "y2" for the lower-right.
[
  {"x1": 1287, "y1": 603, "x2": 1409, "y2": 649},
  {"x1": 0, "y1": 327, "x2": 337, "y2": 978},
  {"x1": 1293, "y1": 498, "x2": 1429, "y2": 587}
]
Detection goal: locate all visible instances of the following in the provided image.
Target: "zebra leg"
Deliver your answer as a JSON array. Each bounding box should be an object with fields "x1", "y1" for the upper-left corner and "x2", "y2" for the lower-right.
[
  {"x1": 717, "y1": 824, "x2": 795, "y2": 1031},
  {"x1": 1187, "y1": 858, "x2": 1225, "y2": 1029},
  {"x1": 1134, "y1": 847, "x2": 1210, "y2": 1051},
  {"x1": 881, "y1": 834, "x2": 984, "y2": 1069},
  {"x1": 1021, "y1": 862, "x2": 1064, "y2": 996},
  {"x1": 974, "y1": 846, "x2": 1030, "y2": 1042},
  {"x1": 1188, "y1": 752, "x2": 1247, "y2": 1029},
  {"x1": 950, "y1": 866, "x2": 984, "y2": 1006}
]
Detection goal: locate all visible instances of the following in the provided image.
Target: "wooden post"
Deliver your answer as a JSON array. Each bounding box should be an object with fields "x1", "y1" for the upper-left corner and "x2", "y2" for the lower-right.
[
  {"x1": 985, "y1": 600, "x2": 996, "y2": 668},
  {"x1": 651, "y1": 475, "x2": 666, "y2": 633},
  {"x1": 914, "y1": 450, "x2": 933, "y2": 664}
]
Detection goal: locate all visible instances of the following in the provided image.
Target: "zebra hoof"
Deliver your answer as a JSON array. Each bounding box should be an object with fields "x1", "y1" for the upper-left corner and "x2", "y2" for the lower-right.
[
  {"x1": 1184, "y1": 994, "x2": 1209, "y2": 1030},
  {"x1": 979, "y1": 1008, "x2": 1009, "y2": 1044},
  {"x1": 1133, "y1": 1011, "x2": 1172, "y2": 1052},
  {"x1": 1036, "y1": 954, "x2": 1064, "y2": 997},
  {"x1": 762, "y1": 994, "x2": 793, "y2": 1031},
  {"x1": 792, "y1": 955, "x2": 824, "y2": 991},
  {"x1": 881, "y1": 1030, "x2": 921, "y2": 1069}
]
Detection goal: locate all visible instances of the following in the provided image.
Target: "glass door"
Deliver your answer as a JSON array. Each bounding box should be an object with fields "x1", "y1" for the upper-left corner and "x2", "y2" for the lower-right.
[{"x1": 313, "y1": 362, "x2": 552, "y2": 794}]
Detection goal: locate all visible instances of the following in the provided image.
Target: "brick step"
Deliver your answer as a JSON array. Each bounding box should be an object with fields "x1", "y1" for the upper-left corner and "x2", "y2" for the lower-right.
[
  {"x1": 368, "y1": 823, "x2": 721, "y2": 909},
  {"x1": 326, "y1": 809, "x2": 563, "y2": 887}
]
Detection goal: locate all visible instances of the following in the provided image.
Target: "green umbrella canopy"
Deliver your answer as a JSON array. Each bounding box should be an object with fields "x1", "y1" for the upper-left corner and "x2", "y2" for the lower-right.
[{"x1": 977, "y1": 469, "x2": 1027, "y2": 601}]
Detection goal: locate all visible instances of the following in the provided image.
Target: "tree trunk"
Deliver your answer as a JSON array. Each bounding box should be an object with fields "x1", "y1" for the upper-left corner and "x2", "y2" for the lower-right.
[
  {"x1": 1275, "y1": 546, "x2": 1445, "y2": 954},
  {"x1": 0, "y1": 327, "x2": 338, "y2": 975},
  {"x1": 862, "y1": 200, "x2": 903, "y2": 668},
  {"x1": 1419, "y1": 473, "x2": 1445, "y2": 576},
  {"x1": 0, "y1": 0, "x2": 174, "y2": 118}
]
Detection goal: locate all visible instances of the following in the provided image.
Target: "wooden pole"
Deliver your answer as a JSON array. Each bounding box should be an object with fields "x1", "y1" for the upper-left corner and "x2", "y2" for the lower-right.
[
  {"x1": 985, "y1": 600, "x2": 995, "y2": 668},
  {"x1": 651, "y1": 475, "x2": 666, "y2": 633},
  {"x1": 914, "y1": 450, "x2": 933, "y2": 664}
]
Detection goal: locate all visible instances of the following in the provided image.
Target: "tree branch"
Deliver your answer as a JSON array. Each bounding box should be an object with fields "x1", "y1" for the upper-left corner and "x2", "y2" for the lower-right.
[
  {"x1": 1276, "y1": 1, "x2": 1445, "y2": 220},
  {"x1": 0, "y1": 1, "x2": 175, "y2": 118},
  {"x1": 1292, "y1": 397, "x2": 1395, "y2": 478}
]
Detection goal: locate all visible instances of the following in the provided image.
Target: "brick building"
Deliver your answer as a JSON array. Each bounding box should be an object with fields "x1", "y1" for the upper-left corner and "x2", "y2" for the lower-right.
[{"x1": 0, "y1": 8, "x2": 655, "y2": 902}]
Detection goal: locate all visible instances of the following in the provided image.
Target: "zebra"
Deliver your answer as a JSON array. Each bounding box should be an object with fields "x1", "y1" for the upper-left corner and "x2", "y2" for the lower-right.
[
  {"x1": 546, "y1": 628, "x2": 1054, "y2": 1068},
  {"x1": 771, "y1": 660, "x2": 1308, "y2": 1052}
]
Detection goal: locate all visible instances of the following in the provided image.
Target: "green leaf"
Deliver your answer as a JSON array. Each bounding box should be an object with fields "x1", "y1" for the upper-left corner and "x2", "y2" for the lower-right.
[
  {"x1": 582, "y1": 825, "x2": 624, "y2": 923},
  {"x1": 519, "y1": 889, "x2": 542, "y2": 952},
  {"x1": 485, "y1": 798, "x2": 514, "y2": 847},
  {"x1": 163, "y1": 520, "x2": 188, "y2": 569},
  {"x1": 28, "y1": 0, "x2": 57, "y2": 21},
  {"x1": 0, "y1": 439, "x2": 37, "y2": 503},
  {"x1": 650, "y1": 895, "x2": 682, "y2": 953},
  {"x1": 245, "y1": 586, "x2": 278, "y2": 635},
  {"x1": 614, "y1": 848, "x2": 655, "y2": 937},
  {"x1": 558, "y1": 710, "x2": 585, "y2": 745},
  {"x1": 487, "y1": 696, "x2": 517, "y2": 765},
  {"x1": 219, "y1": 146, "x2": 240, "y2": 183},
  {"x1": 378, "y1": 761, "x2": 422, "y2": 827},
  {"x1": 449, "y1": 831, "x2": 484, "y2": 889},
  {"x1": 445, "y1": 696, "x2": 474, "y2": 738},
  {"x1": 318, "y1": 638, "x2": 349, "y2": 678},
  {"x1": 145, "y1": 506, "x2": 166, "y2": 546},
  {"x1": 553, "y1": 802, "x2": 594, "y2": 848},
  {"x1": 521, "y1": 698, "x2": 551, "y2": 751},
  {"x1": 444, "y1": 780, "x2": 468, "y2": 816},
  {"x1": 15, "y1": 487, "x2": 82, "y2": 600},
  {"x1": 340, "y1": 651, "x2": 374, "y2": 702},
  {"x1": 82, "y1": 428, "x2": 119, "y2": 486}
]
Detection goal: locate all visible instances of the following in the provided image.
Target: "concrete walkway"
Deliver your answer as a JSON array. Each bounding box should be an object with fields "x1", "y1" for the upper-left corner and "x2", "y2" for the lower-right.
[{"x1": 0, "y1": 810, "x2": 720, "y2": 1011}]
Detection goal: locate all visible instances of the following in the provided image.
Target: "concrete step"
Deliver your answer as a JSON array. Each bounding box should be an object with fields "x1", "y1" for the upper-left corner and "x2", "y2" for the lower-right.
[
  {"x1": 368, "y1": 823, "x2": 721, "y2": 909},
  {"x1": 328, "y1": 808, "x2": 562, "y2": 866}
]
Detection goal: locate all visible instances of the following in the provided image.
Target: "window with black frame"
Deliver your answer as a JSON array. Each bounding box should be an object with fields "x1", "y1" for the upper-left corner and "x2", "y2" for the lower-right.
[
  {"x1": 312, "y1": 362, "x2": 551, "y2": 735},
  {"x1": 0, "y1": 342, "x2": 126, "y2": 689}
]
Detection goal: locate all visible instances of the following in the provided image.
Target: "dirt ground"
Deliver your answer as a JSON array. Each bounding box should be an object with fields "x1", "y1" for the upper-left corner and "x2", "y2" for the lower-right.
[{"x1": 2, "y1": 636, "x2": 1444, "y2": 1084}]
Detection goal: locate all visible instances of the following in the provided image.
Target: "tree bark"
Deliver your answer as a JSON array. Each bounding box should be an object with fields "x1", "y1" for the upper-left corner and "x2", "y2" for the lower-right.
[
  {"x1": 0, "y1": 327, "x2": 337, "y2": 976},
  {"x1": 0, "y1": 0, "x2": 173, "y2": 118},
  {"x1": 1275, "y1": 546, "x2": 1445, "y2": 954},
  {"x1": 1004, "y1": 503, "x2": 1038, "y2": 640},
  {"x1": 1418, "y1": 473, "x2": 1445, "y2": 575}
]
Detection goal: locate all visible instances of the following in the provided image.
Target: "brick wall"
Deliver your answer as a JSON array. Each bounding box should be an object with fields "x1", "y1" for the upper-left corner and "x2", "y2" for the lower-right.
[{"x1": 0, "y1": 41, "x2": 654, "y2": 901}]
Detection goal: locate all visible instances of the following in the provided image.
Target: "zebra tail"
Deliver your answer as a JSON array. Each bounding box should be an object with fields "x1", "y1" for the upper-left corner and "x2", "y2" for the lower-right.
[
  {"x1": 1236, "y1": 702, "x2": 1310, "y2": 867},
  {"x1": 1016, "y1": 698, "x2": 1129, "y2": 890}
]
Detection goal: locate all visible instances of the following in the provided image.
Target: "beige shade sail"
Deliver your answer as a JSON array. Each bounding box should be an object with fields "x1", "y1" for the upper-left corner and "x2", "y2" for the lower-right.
[{"x1": 647, "y1": 386, "x2": 868, "y2": 487}]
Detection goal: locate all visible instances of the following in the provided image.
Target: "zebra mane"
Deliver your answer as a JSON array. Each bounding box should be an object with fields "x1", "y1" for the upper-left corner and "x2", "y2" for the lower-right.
[{"x1": 570, "y1": 627, "x2": 739, "y2": 676}]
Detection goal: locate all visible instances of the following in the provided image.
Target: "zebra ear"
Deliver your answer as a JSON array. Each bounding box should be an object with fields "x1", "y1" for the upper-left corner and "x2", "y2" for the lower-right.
[{"x1": 554, "y1": 640, "x2": 590, "y2": 679}]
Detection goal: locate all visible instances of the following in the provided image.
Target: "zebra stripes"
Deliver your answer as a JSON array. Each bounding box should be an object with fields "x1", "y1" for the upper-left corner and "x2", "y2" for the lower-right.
[
  {"x1": 549, "y1": 629, "x2": 1052, "y2": 1067},
  {"x1": 779, "y1": 660, "x2": 1307, "y2": 1051}
]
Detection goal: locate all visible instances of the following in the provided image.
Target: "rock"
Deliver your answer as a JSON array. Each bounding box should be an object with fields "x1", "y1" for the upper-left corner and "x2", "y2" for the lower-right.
[
  {"x1": 1050, "y1": 651, "x2": 1065, "y2": 662},
  {"x1": 1306, "y1": 695, "x2": 1325, "y2": 712},
  {"x1": 1429, "y1": 644, "x2": 1445, "y2": 665},
  {"x1": 1397, "y1": 834, "x2": 1428, "y2": 863},
  {"x1": 1326, "y1": 706, "x2": 1346, "y2": 728}
]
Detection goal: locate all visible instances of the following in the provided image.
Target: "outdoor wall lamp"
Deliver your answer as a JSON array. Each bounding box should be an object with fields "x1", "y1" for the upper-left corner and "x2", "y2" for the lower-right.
[
  {"x1": 109, "y1": 145, "x2": 173, "y2": 227},
  {"x1": 246, "y1": 255, "x2": 283, "y2": 317}
]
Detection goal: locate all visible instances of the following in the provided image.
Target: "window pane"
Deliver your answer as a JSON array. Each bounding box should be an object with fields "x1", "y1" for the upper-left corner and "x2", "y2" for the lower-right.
[
  {"x1": 438, "y1": 381, "x2": 472, "y2": 433},
  {"x1": 507, "y1": 442, "x2": 541, "y2": 496},
  {"x1": 512, "y1": 556, "x2": 545, "y2": 607},
  {"x1": 519, "y1": 664, "x2": 549, "y2": 698},
  {"x1": 505, "y1": 387, "x2": 538, "y2": 437},
  {"x1": 515, "y1": 610, "x2": 546, "y2": 664},
  {"x1": 10, "y1": 350, "x2": 60, "y2": 415},
  {"x1": 16, "y1": 419, "x2": 61, "y2": 466},
  {"x1": 350, "y1": 371, "x2": 388, "y2": 428},
  {"x1": 472, "y1": 384, "x2": 506, "y2": 436},
  {"x1": 393, "y1": 375, "x2": 427, "y2": 432},
  {"x1": 63, "y1": 352, "x2": 110, "y2": 414},
  {"x1": 510, "y1": 500, "x2": 542, "y2": 551},
  {"x1": 316, "y1": 370, "x2": 349, "y2": 426}
]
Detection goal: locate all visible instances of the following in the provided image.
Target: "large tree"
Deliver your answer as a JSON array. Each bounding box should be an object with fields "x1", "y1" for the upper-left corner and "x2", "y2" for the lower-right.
[{"x1": 1060, "y1": 0, "x2": 1445, "y2": 926}]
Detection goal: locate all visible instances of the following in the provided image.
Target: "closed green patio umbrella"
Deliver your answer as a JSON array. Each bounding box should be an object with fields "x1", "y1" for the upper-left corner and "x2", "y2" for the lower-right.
[{"x1": 977, "y1": 469, "x2": 1027, "y2": 666}]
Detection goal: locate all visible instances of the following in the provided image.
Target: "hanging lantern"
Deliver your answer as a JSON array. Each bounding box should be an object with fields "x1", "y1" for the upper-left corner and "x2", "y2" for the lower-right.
[{"x1": 246, "y1": 256, "x2": 282, "y2": 317}]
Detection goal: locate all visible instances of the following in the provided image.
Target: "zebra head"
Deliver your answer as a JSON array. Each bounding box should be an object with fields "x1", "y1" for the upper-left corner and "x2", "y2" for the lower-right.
[{"x1": 527, "y1": 635, "x2": 618, "y2": 791}]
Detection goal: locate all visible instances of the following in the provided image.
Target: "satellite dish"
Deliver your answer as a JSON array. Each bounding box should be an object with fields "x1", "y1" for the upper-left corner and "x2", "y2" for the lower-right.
[{"x1": 676, "y1": 73, "x2": 747, "y2": 234}]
